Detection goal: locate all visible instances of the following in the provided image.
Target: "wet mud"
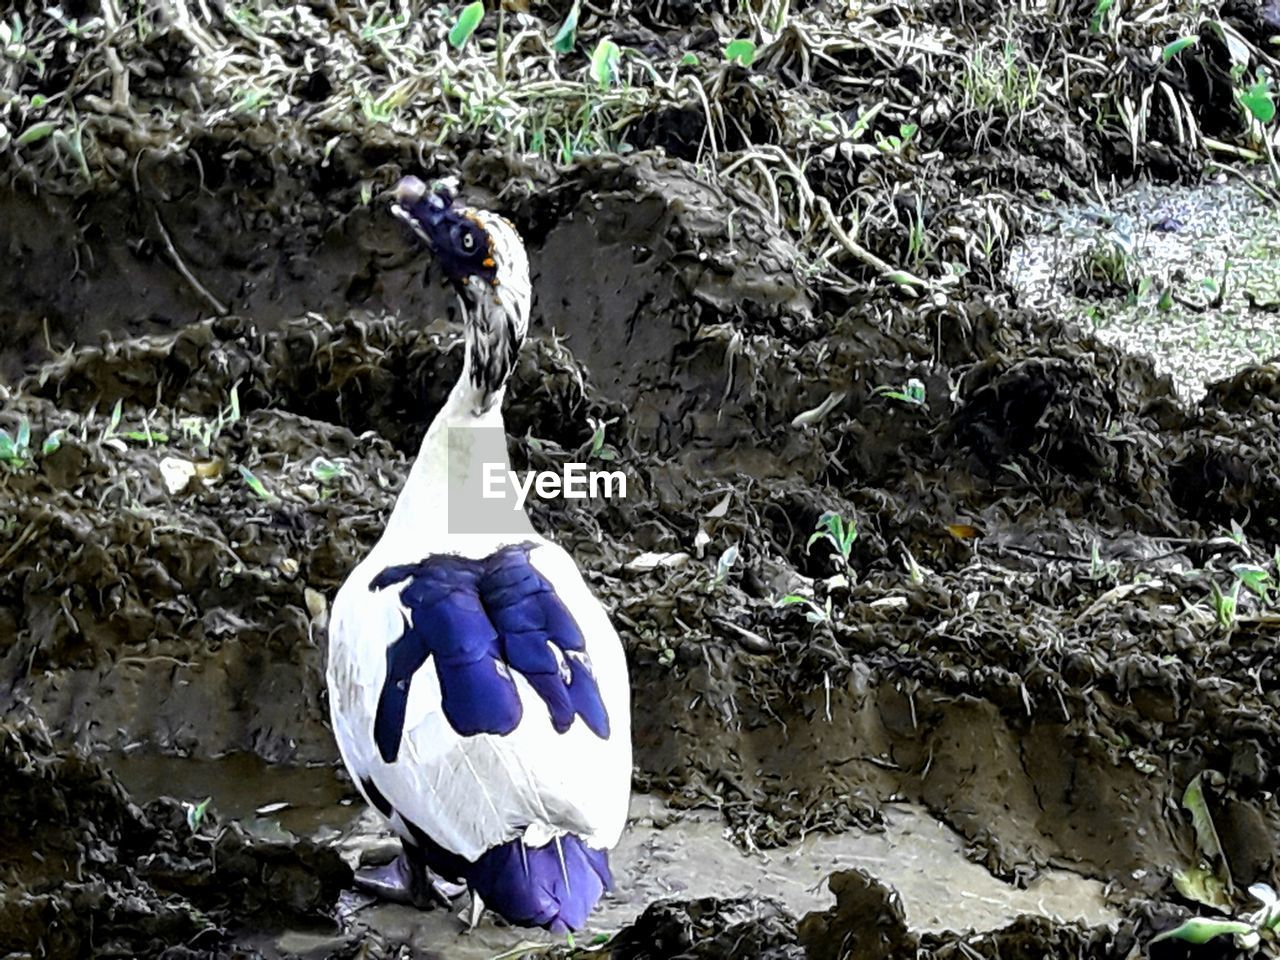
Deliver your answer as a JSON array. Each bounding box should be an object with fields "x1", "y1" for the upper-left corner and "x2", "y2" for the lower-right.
[{"x1": 4, "y1": 0, "x2": 1280, "y2": 957}]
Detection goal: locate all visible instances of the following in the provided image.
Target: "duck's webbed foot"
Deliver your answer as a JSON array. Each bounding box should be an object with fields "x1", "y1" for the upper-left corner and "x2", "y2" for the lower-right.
[{"x1": 354, "y1": 847, "x2": 464, "y2": 909}]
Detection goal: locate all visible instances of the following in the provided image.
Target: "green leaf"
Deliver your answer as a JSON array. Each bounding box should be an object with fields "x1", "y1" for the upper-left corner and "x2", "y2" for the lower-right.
[
  {"x1": 15, "y1": 120, "x2": 57, "y2": 146},
  {"x1": 310, "y1": 457, "x2": 345, "y2": 484},
  {"x1": 448, "y1": 1, "x2": 484, "y2": 50},
  {"x1": 1149, "y1": 918, "x2": 1254, "y2": 945},
  {"x1": 41, "y1": 430, "x2": 63, "y2": 456},
  {"x1": 724, "y1": 38, "x2": 756, "y2": 67},
  {"x1": 1183, "y1": 772, "x2": 1232, "y2": 886},
  {"x1": 680, "y1": 52, "x2": 698, "y2": 66},
  {"x1": 0, "y1": 430, "x2": 15, "y2": 460},
  {"x1": 1162, "y1": 36, "x2": 1199, "y2": 61},
  {"x1": 1240, "y1": 77, "x2": 1276, "y2": 124},
  {"x1": 552, "y1": 1, "x2": 578, "y2": 53},
  {"x1": 15, "y1": 418, "x2": 30, "y2": 452},
  {"x1": 186, "y1": 796, "x2": 212, "y2": 832},
  {"x1": 238, "y1": 465, "x2": 277, "y2": 502},
  {"x1": 1088, "y1": 0, "x2": 1115, "y2": 32},
  {"x1": 123, "y1": 429, "x2": 169, "y2": 443},
  {"x1": 1233, "y1": 564, "x2": 1272, "y2": 599},
  {"x1": 778, "y1": 594, "x2": 818, "y2": 609},
  {"x1": 898, "y1": 122, "x2": 919, "y2": 141},
  {"x1": 1174, "y1": 865, "x2": 1232, "y2": 909},
  {"x1": 715, "y1": 544, "x2": 739, "y2": 582},
  {"x1": 590, "y1": 37, "x2": 621, "y2": 88}
]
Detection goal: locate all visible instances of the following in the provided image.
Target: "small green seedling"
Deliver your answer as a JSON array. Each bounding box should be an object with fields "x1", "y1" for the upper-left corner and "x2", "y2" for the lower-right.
[
  {"x1": 875, "y1": 122, "x2": 918, "y2": 154},
  {"x1": 177, "y1": 384, "x2": 242, "y2": 449},
  {"x1": 580, "y1": 416, "x2": 619, "y2": 462},
  {"x1": 777, "y1": 593, "x2": 833, "y2": 624},
  {"x1": 713, "y1": 544, "x2": 739, "y2": 588},
  {"x1": 590, "y1": 38, "x2": 621, "y2": 89},
  {"x1": 1240, "y1": 73, "x2": 1277, "y2": 124},
  {"x1": 724, "y1": 38, "x2": 756, "y2": 67},
  {"x1": 902, "y1": 548, "x2": 925, "y2": 586},
  {"x1": 808, "y1": 511, "x2": 858, "y2": 572},
  {"x1": 310, "y1": 457, "x2": 346, "y2": 484},
  {"x1": 657, "y1": 637, "x2": 676, "y2": 666},
  {"x1": 448, "y1": 1, "x2": 484, "y2": 50},
  {"x1": 1233, "y1": 564, "x2": 1273, "y2": 603},
  {"x1": 1089, "y1": 541, "x2": 1121, "y2": 581},
  {"x1": 872, "y1": 378, "x2": 926, "y2": 406},
  {"x1": 101, "y1": 398, "x2": 124, "y2": 442},
  {"x1": 186, "y1": 796, "x2": 212, "y2": 832},
  {"x1": 1210, "y1": 581, "x2": 1240, "y2": 629},
  {"x1": 0, "y1": 418, "x2": 32, "y2": 467}
]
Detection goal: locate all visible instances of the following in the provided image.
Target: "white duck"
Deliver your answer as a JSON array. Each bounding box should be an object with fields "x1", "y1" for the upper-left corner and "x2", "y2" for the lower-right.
[{"x1": 326, "y1": 176, "x2": 632, "y2": 932}]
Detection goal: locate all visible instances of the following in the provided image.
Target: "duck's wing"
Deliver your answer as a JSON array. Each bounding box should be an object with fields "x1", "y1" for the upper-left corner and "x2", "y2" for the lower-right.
[{"x1": 327, "y1": 538, "x2": 631, "y2": 862}]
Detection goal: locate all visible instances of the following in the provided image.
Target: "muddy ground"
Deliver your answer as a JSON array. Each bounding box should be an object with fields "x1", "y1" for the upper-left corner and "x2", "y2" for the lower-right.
[{"x1": 3, "y1": 0, "x2": 1280, "y2": 957}]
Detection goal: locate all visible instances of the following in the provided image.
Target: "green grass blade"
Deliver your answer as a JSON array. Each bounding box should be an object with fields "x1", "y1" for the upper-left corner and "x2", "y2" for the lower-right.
[
  {"x1": 238, "y1": 465, "x2": 278, "y2": 502},
  {"x1": 449, "y1": 2, "x2": 484, "y2": 50},
  {"x1": 1162, "y1": 36, "x2": 1199, "y2": 61},
  {"x1": 552, "y1": 1, "x2": 579, "y2": 53}
]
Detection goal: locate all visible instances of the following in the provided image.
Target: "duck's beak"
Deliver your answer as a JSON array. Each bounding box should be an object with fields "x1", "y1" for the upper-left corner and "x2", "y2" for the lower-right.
[{"x1": 393, "y1": 175, "x2": 428, "y2": 207}]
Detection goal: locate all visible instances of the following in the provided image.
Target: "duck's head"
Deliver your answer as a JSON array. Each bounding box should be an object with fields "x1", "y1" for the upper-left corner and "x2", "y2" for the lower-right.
[{"x1": 392, "y1": 175, "x2": 531, "y2": 406}]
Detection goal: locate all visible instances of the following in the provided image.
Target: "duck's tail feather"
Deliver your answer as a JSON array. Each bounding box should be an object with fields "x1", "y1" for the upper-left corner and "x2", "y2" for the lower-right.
[
  {"x1": 468, "y1": 834, "x2": 612, "y2": 932},
  {"x1": 405, "y1": 823, "x2": 612, "y2": 932}
]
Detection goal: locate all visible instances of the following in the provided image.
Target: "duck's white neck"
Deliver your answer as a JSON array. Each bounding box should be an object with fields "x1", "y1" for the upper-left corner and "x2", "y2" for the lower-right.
[{"x1": 383, "y1": 336, "x2": 534, "y2": 557}]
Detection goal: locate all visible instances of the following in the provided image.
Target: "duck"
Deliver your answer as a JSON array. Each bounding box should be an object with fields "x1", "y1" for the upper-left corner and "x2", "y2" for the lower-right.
[{"x1": 325, "y1": 175, "x2": 632, "y2": 933}]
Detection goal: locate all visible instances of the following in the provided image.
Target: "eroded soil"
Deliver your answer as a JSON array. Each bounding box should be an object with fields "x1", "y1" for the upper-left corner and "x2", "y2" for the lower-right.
[{"x1": 4, "y1": 0, "x2": 1280, "y2": 957}]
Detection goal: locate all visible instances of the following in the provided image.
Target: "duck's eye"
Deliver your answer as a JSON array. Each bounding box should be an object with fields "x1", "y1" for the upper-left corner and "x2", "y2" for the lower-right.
[{"x1": 461, "y1": 232, "x2": 476, "y2": 252}]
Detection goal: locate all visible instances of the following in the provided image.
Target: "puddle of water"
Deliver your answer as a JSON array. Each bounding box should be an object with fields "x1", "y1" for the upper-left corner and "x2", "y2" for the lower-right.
[
  {"x1": 103, "y1": 755, "x2": 1117, "y2": 958},
  {"x1": 1007, "y1": 176, "x2": 1280, "y2": 402},
  {"x1": 108, "y1": 751, "x2": 357, "y2": 838},
  {"x1": 338, "y1": 797, "x2": 1115, "y2": 960}
]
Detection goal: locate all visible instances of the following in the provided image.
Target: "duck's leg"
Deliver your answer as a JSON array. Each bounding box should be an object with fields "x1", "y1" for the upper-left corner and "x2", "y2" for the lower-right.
[
  {"x1": 355, "y1": 845, "x2": 465, "y2": 908},
  {"x1": 463, "y1": 890, "x2": 486, "y2": 931}
]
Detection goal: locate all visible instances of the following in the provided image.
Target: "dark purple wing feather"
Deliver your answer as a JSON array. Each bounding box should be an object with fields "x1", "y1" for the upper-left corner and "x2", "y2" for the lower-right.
[{"x1": 369, "y1": 543, "x2": 609, "y2": 761}]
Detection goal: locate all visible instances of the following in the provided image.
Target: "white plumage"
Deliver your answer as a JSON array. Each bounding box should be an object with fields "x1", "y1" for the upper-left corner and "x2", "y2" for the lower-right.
[{"x1": 326, "y1": 177, "x2": 631, "y2": 931}]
